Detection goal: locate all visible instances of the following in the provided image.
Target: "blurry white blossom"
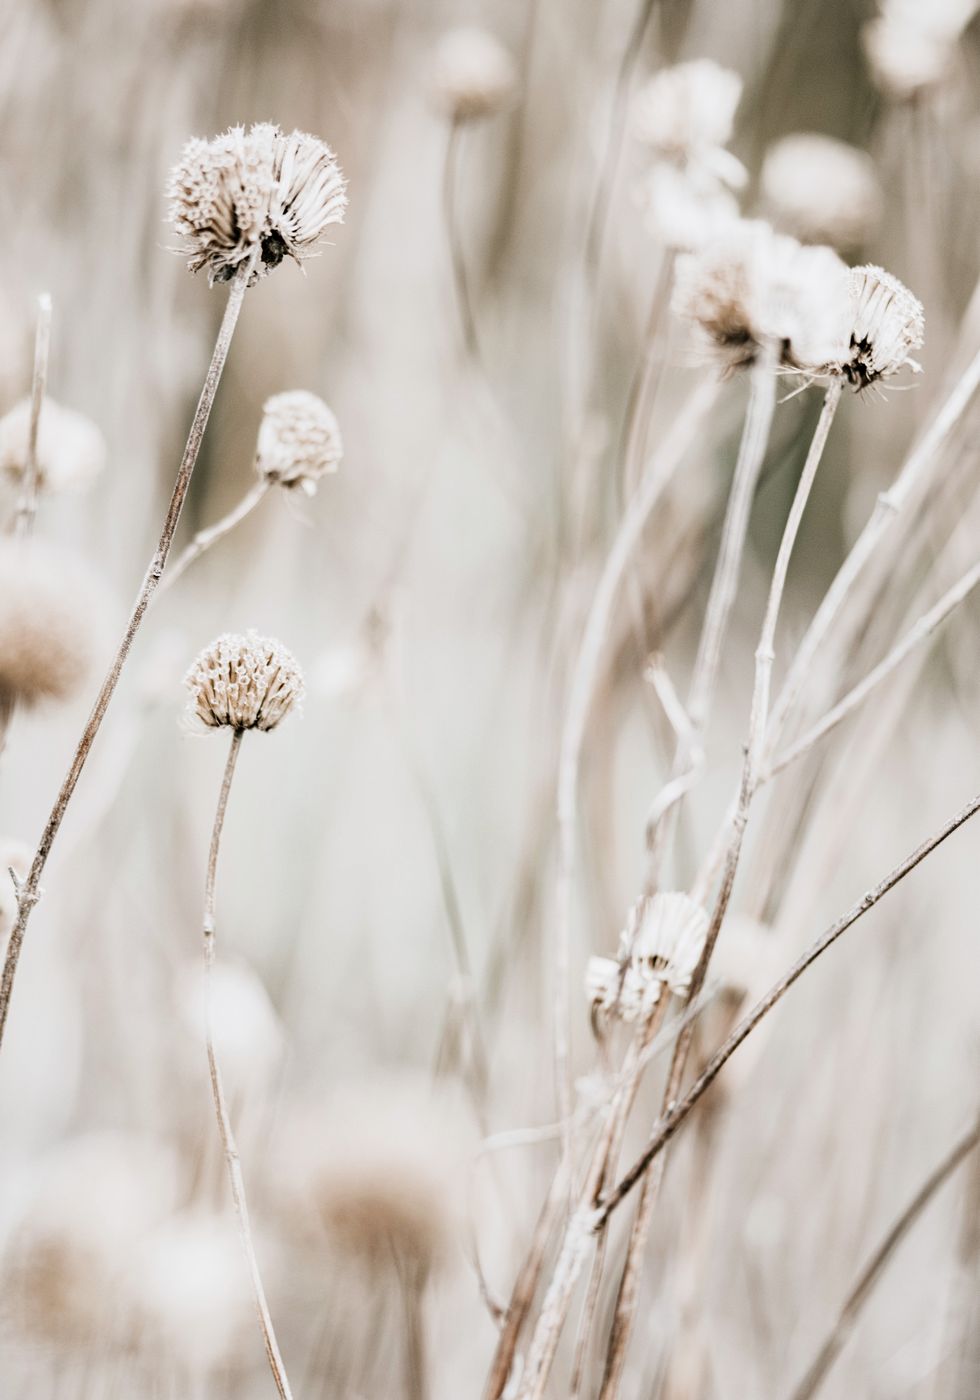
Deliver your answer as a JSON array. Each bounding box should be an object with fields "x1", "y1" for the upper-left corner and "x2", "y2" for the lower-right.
[
  {"x1": 431, "y1": 27, "x2": 518, "y2": 122},
  {"x1": 0, "y1": 396, "x2": 106, "y2": 495},
  {"x1": 761, "y1": 133, "x2": 882, "y2": 251}
]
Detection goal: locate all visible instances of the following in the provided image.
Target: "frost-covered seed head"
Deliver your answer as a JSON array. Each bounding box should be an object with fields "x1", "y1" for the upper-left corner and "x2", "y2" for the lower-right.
[
  {"x1": 0, "y1": 396, "x2": 106, "y2": 495},
  {"x1": 167, "y1": 122, "x2": 346, "y2": 286},
  {"x1": 672, "y1": 220, "x2": 852, "y2": 375},
  {"x1": 631, "y1": 892, "x2": 710, "y2": 998},
  {"x1": 761, "y1": 134, "x2": 883, "y2": 251},
  {"x1": 840, "y1": 265, "x2": 924, "y2": 389},
  {"x1": 585, "y1": 954, "x2": 662, "y2": 1023},
  {"x1": 0, "y1": 540, "x2": 102, "y2": 709},
  {"x1": 184, "y1": 630, "x2": 304, "y2": 732},
  {"x1": 432, "y1": 27, "x2": 518, "y2": 121},
  {"x1": 632, "y1": 60, "x2": 742, "y2": 166},
  {"x1": 255, "y1": 390, "x2": 343, "y2": 495}
]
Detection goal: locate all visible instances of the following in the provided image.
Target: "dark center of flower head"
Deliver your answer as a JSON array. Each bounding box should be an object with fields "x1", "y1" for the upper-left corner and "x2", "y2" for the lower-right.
[
  {"x1": 261, "y1": 230, "x2": 289, "y2": 270},
  {"x1": 843, "y1": 334, "x2": 875, "y2": 391}
]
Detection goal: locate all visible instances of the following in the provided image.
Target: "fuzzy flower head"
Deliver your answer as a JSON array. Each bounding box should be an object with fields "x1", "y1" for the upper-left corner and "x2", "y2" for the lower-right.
[
  {"x1": 167, "y1": 122, "x2": 347, "y2": 286},
  {"x1": 255, "y1": 390, "x2": 343, "y2": 497},
  {"x1": 672, "y1": 220, "x2": 851, "y2": 376},
  {"x1": 761, "y1": 134, "x2": 883, "y2": 252},
  {"x1": 634, "y1": 162, "x2": 740, "y2": 252},
  {"x1": 839, "y1": 265, "x2": 924, "y2": 390},
  {"x1": 184, "y1": 630, "x2": 304, "y2": 732},
  {"x1": 0, "y1": 539, "x2": 103, "y2": 710},
  {"x1": 0, "y1": 396, "x2": 106, "y2": 496},
  {"x1": 632, "y1": 60, "x2": 745, "y2": 187},
  {"x1": 431, "y1": 27, "x2": 518, "y2": 122},
  {"x1": 586, "y1": 892, "x2": 710, "y2": 1023},
  {"x1": 861, "y1": 1, "x2": 977, "y2": 98}
]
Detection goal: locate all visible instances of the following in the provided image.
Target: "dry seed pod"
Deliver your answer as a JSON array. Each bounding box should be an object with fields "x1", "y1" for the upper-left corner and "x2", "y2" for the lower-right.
[
  {"x1": 255, "y1": 390, "x2": 343, "y2": 496},
  {"x1": 184, "y1": 630, "x2": 304, "y2": 732},
  {"x1": 841, "y1": 264, "x2": 924, "y2": 389}
]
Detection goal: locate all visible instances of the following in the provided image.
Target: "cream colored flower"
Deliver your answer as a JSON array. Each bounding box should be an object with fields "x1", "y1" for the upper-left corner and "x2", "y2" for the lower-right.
[
  {"x1": 184, "y1": 630, "x2": 304, "y2": 732},
  {"x1": 631, "y1": 892, "x2": 711, "y2": 997},
  {"x1": 0, "y1": 539, "x2": 103, "y2": 710},
  {"x1": 585, "y1": 954, "x2": 661, "y2": 1023},
  {"x1": 0, "y1": 396, "x2": 106, "y2": 495},
  {"x1": 432, "y1": 27, "x2": 518, "y2": 121},
  {"x1": 631, "y1": 60, "x2": 743, "y2": 177},
  {"x1": 840, "y1": 264, "x2": 924, "y2": 389},
  {"x1": 255, "y1": 390, "x2": 343, "y2": 496},
  {"x1": 761, "y1": 134, "x2": 882, "y2": 251},
  {"x1": 168, "y1": 122, "x2": 346, "y2": 285},
  {"x1": 862, "y1": 1, "x2": 977, "y2": 98},
  {"x1": 634, "y1": 162, "x2": 740, "y2": 252}
]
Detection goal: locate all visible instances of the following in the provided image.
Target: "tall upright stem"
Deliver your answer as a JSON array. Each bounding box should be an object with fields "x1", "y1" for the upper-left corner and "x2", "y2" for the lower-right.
[
  {"x1": 203, "y1": 728, "x2": 294, "y2": 1400},
  {"x1": 12, "y1": 292, "x2": 52, "y2": 539},
  {"x1": 443, "y1": 118, "x2": 481, "y2": 360},
  {"x1": 0, "y1": 262, "x2": 251, "y2": 1054}
]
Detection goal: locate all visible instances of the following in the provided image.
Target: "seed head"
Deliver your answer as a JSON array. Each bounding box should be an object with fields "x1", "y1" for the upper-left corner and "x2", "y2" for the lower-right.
[
  {"x1": 861, "y1": 11, "x2": 961, "y2": 98},
  {"x1": 432, "y1": 27, "x2": 518, "y2": 122},
  {"x1": 0, "y1": 539, "x2": 102, "y2": 710},
  {"x1": 761, "y1": 133, "x2": 882, "y2": 251},
  {"x1": 840, "y1": 264, "x2": 924, "y2": 389},
  {"x1": 255, "y1": 390, "x2": 343, "y2": 496},
  {"x1": 184, "y1": 629, "x2": 304, "y2": 732},
  {"x1": 0, "y1": 396, "x2": 106, "y2": 495},
  {"x1": 587, "y1": 892, "x2": 711, "y2": 1023},
  {"x1": 632, "y1": 60, "x2": 743, "y2": 176},
  {"x1": 634, "y1": 162, "x2": 740, "y2": 252},
  {"x1": 672, "y1": 220, "x2": 851, "y2": 376},
  {"x1": 167, "y1": 122, "x2": 347, "y2": 286}
]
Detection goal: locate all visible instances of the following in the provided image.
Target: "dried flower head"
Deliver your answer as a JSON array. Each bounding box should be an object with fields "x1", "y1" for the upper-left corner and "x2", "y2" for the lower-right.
[
  {"x1": 255, "y1": 390, "x2": 343, "y2": 496},
  {"x1": 278, "y1": 1077, "x2": 468, "y2": 1272},
  {"x1": 168, "y1": 122, "x2": 347, "y2": 285},
  {"x1": 585, "y1": 954, "x2": 661, "y2": 1023},
  {"x1": 672, "y1": 220, "x2": 851, "y2": 376},
  {"x1": 184, "y1": 629, "x2": 304, "y2": 732},
  {"x1": 861, "y1": 1, "x2": 974, "y2": 98},
  {"x1": 0, "y1": 838, "x2": 31, "y2": 946},
  {"x1": 178, "y1": 958, "x2": 284, "y2": 1089},
  {"x1": 587, "y1": 892, "x2": 711, "y2": 1023},
  {"x1": 634, "y1": 162, "x2": 740, "y2": 252},
  {"x1": 0, "y1": 539, "x2": 103, "y2": 710},
  {"x1": 432, "y1": 27, "x2": 518, "y2": 122},
  {"x1": 0, "y1": 396, "x2": 106, "y2": 496},
  {"x1": 839, "y1": 264, "x2": 924, "y2": 389},
  {"x1": 761, "y1": 133, "x2": 882, "y2": 251},
  {"x1": 632, "y1": 60, "x2": 745, "y2": 184}
]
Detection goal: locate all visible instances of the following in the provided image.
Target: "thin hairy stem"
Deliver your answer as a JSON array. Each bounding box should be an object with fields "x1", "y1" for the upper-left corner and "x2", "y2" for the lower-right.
[
  {"x1": 789, "y1": 1115, "x2": 980, "y2": 1400},
  {"x1": 157, "y1": 477, "x2": 271, "y2": 598},
  {"x1": 12, "y1": 292, "x2": 52, "y2": 538},
  {"x1": 554, "y1": 375, "x2": 719, "y2": 1162},
  {"x1": 599, "y1": 785, "x2": 980, "y2": 1223},
  {"x1": 0, "y1": 260, "x2": 251, "y2": 1055},
  {"x1": 203, "y1": 728, "x2": 294, "y2": 1400}
]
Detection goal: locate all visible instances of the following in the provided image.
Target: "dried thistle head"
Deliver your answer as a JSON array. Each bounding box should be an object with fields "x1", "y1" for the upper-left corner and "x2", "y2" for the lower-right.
[
  {"x1": 255, "y1": 390, "x2": 343, "y2": 497},
  {"x1": 184, "y1": 630, "x2": 304, "y2": 732},
  {"x1": 432, "y1": 27, "x2": 518, "y2": 122},
  {"x1": 0, "y1": 539, "x2": 103, "y2": 710},
  {"x1": 839, "y1": 264, "x2": 924, "y2": 390},
  {"x1": 587, "y1": 892, "x2": 711, "y2": 1024},
  {"x1": 0, "y1": 838, "x2": 31, "y2": 945},
  {"x1": 167, "y1": 122, "x2": 347, "y2": 286},
  {"x1": 672, "y1": 220, "x2": 851, "y2": 376},
  {"x1": 761, "y1": 133, "x2": 882, "y2": 252},
  {"x1": 0, "y1": 396, "x2": 106, "y2": 496}
]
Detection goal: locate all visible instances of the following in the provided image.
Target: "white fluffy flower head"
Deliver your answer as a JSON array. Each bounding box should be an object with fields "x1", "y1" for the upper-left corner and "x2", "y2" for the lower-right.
[
  {"x1": 168, "y1": 122, "x2": 346, "y2": 285},
  {"x1": 432, "y1": 27, "x2": 518, "y2": 121},
  {"x1": 840, "y1": 265, "x2": 924, "y2": 389},
  {"x1": 761, "y1": 133, "x2": 882, "y2": 251},
  {"x1": 184, "y1": 630, "x2": 304, "y2": 732},
  {"x1": 255, "y1": 390, "x2": 343, "y2": 495},
  {"x1": 0, "y1": 396, "x2": 106, "y2": 495},
  {"x1": 632, "y1": 60, "x2": 742, "y2": 166},
  {"x1": 586, "y1": 892, "x2": 711, "y2": 1022}
]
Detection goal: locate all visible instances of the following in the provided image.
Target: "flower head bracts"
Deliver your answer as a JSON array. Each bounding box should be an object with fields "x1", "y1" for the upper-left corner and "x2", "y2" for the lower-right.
[
  {"x1": 184, "y1": 631, "x2": 304, "y2": 732},
  {"x1": 168, "y1": 123, "x2": 346, "y2": 286},
  {"x1": 839, "y1": 265, "x2": 924, "y2": 390},
  {"x1": 586, "y1": 892, "x2": 710, "y2": 1024},
  {"x1": 255, "y1": 391, "x2": 343, "y2": 495}
]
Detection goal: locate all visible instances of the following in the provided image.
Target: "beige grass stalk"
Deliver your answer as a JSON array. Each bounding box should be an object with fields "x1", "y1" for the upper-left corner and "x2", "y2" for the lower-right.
[
  {"x1": 790, "y1": 1114, "x2": 980, "y2": 1400},
  {"x1": 156, "y1": 477, "x2": 272, "y2": 598},
  {"x1": 554, "y1": 374, "x2": 719, "y2": 1162},
  {"x1": 444, "y1": 118, "x2": 480, "y2": 360},
  {"x1": 12, "y1": 292, "x2": 52, "y2": 539},
  {"x1": 764, "y1": 345, "x2": 980, "y2": 758},
  {"x1": 0, "y1": 259, "x2": 252, "y2": 1054},
  {"x1": 203, "y1": 727, "x2": 293, "y2": 1400}
]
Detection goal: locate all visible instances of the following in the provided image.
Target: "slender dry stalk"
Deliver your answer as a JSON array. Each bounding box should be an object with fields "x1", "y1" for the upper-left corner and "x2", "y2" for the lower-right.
[
  {"x1": 554, "y1": 374, "x2": 720, "y2": 1162},
  {"x1": 789, "y1": 1115, "x2": 980, "y2": 1400},
  {"x1": 203, "y1": 727, "x2": 294, "y2": 1400},
  {"x1": 0, "y1": 258, "x2": 252, "y2": 1054},
  {"x1": 156, "y1": 478, "x2": 272, "y2": 598},
  {"x1": 12, "y1": 292, "x2": 52, "y2": 539},
  {"x1": 599, "y1": 784, "x2": 980, "y2": 1223},
  {"x1": 443, "y1": 118, "x2": 481, "y2": 360}
]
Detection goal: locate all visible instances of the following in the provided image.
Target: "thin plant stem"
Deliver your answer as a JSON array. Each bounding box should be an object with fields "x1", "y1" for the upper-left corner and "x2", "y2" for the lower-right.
[
  {"x1": 156, "y1": 477, "x2": 272, "y2": 599},
  {"x1": 0, "y1": 259, "x2": 252, "y2": 1055},
  {"x1": 765, "y1": 345, "x2": 980, "y2": 757},
  {"x1": 443, "y1": 117, "x2": 481, "y2": 361},
  {"x1": 12, "y1": 292, "x2": 52, "y2": 539},
  {"x1": 553, "y1": 374, "x2": 719, "y2": 1164},
  {"x1": 599, "y1": 785, "x2": 980, "y2": 1224},
  {"x1": 768, "y1": 552, "x2": 980, "y2": 780},
  {"x1": 203, "y1": 727, "x2": 294, "y2": 1400},
  {"x1": 789, "y1": 1115, "x2": 980, "y2": 1400}
]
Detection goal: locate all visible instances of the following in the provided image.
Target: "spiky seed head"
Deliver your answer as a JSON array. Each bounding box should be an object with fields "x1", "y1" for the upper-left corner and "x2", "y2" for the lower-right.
[
  {"x1": 0, "y1": 396, "x2": 106, "y2": 496},
  {"x1": 631, "y1": 892, "x2": 711, "y2": 998},
  {"x1": 761, "y1": 133, "x2": 883, "y2": 251},
  {"x1": 431, "y1": 27, "x2": 518, "y2": 122},
  {"x1": 631, "y1": 60, "x2": 743, "y2": 166},
  {"x1": 167, "y1": 122, "x2": 347, "y2": 286},
  {"x1": 255, "y1": 390, "x2": 343, "y2": 496},
  {"x1": 184, "y1": 630, "x2": 304, "y2": 732},
  {"x1": 672, "y1": 219, "x2": 852, "y2": 376},
  {"x1": 0, "y1": 539, "x2": 103, "y2": 710},
  {"x1": 841, "y1": 264, "x2": 924, "y2": 390}
]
